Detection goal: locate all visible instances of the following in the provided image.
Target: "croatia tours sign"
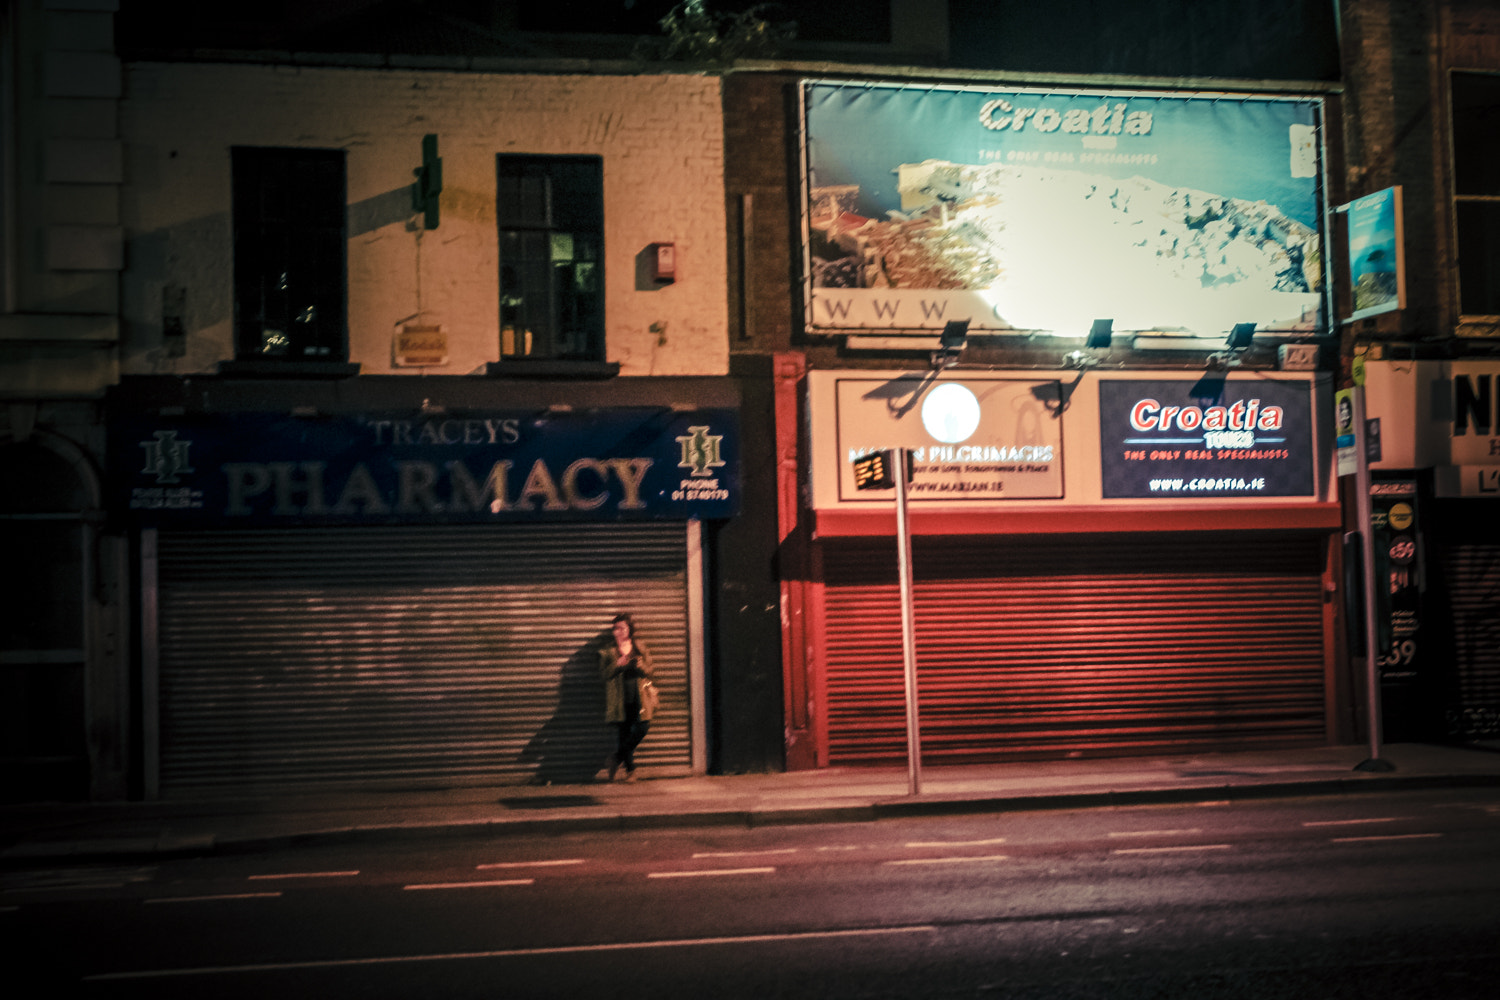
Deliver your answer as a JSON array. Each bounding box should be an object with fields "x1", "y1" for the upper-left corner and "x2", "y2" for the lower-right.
[{"x1": 1098, "y1": 379, "x2": 1315, "y2": 499}]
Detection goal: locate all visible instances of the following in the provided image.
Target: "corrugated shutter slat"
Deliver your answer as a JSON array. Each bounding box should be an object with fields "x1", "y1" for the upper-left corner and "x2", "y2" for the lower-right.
[
  {"x1": 822, "y1": 533, "x2": 1327, "y2": 763},
  {"x1": 1444, "y1": 541, "x2": 1500, "y2": 737},
  {"x1": 157, "y1": 524, "x2": 690, "y2": 795}
]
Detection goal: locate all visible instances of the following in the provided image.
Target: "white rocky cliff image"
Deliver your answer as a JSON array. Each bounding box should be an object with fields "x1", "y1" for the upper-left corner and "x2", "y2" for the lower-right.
[{"x1": 810, "y1": 159, "x2": 1323, "y2": 335}]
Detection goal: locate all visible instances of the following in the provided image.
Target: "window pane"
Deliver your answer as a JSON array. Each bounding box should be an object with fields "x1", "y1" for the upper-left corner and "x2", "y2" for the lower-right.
[
  {"x1": 1458, "y1": 200, "x2": 1500, "y2": 315},
  {"x1": 232, "y1": 147, "x2": 347, "y2": 360},
  {"x1": 501, "y1": 231, "x2": 555, "y2": 357},
  {"x1": 498, "y1": 171, "x2": 550, "y2": 227},
  {"x1": 548, "y1": 160, "x2": 603, "y2": 230},
  {"x1": 497, "y1": 155, "x2": 604, "y2": 360},
  {"x1": 558, "y1": 232, "x2": 603, "y2": 358},
  {"x1": 1453, "y1": 72, "x2": 1500, "y2": 196}
]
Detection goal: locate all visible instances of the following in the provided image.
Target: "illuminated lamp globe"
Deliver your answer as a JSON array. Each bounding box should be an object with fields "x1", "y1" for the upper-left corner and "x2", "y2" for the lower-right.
[{"x1": 921, "y1": 383, "x2": 981, "y2": 444}]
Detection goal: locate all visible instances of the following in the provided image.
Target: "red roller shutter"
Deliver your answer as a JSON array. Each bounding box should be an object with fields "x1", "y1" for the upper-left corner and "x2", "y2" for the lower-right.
[{"x1": 822, "y1": 532, "x2": 1328, "y2": 764}]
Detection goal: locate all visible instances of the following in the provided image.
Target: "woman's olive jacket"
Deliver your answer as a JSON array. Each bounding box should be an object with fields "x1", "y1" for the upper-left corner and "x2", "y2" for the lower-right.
[{"x1": 599, "y1": 639, "x2": 655, "y2": 723}]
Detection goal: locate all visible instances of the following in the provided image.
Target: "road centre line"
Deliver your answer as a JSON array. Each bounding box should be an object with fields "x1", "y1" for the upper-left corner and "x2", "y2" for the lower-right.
[
  {"x1": 885, "y1": 854, "x2": 1009, "y2": 866},
  {"x1": 146, "y1": 892, "x2": 283, "y2": 904},
  {"x1": 1107, "y1": 829, "x2": 1202, "y2": 838},
  {"x1": 1331, "y1": 833, "x2": 1443, "y2": 843},
  {"x1": 1112, "y1": 844, "x2": 1232, "y2": 855},
  {"x1": 904, "y1": 838, "x2": 1007, "y2": 848},
  {"x1": 83, "y1": 925, "x2": 939, "y2": 981},
  {"x1": 404, "y1": 879, "x2": 534, "y2": 890},
  {"x1": 476, "y1": 859, "x2": 585, "y2": 870},
  {"x1": 692, "y1": 848, "x2": 799, "y2": 859},
  {"x1": 1302, "y1": 817, "x2": 1407, "y2": 827},
  {"x1": 647, "y1": 867, "x2": 776, "y2": 879},
  {"x1": 247, "y1": 871, "x2": 359, "y2": 881}
]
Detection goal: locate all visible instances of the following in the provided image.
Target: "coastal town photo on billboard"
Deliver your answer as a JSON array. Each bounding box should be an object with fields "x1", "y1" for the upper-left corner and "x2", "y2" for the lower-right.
[{"x1": 803, "y1": 81, "x2": 1325, "y2": 342}]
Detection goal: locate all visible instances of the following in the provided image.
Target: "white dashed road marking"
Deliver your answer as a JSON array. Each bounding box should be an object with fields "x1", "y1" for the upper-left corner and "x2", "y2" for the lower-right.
[
  {"x1": 404, "y1": 880, "x2": 534, "y2": 890},
  {"x1": 647, "y1": 867, "x2": 776, "y2": 879},
  {"x1": 247, "y1": 871, "x2": 359, "y2": 881}
]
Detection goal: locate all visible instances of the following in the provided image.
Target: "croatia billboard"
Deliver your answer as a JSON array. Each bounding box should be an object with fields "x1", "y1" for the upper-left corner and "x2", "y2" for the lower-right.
[{"x1": 802, "y1": 81, "x2": 1326, "y2": 338}]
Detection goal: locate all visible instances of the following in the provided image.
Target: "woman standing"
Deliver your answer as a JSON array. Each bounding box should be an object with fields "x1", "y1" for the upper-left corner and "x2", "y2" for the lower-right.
[{"x1": 599, "y1": 613, "x2": 655, "y2": 781}]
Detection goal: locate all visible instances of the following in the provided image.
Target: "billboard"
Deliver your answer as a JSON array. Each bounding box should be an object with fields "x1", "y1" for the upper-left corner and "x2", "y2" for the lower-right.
[
  {"x1": 803, "y1": 81, "x2": 1326, "y2": 338},
  {"x1": 1098, "y1": 378, "x2": 1316, "y2": 498}
]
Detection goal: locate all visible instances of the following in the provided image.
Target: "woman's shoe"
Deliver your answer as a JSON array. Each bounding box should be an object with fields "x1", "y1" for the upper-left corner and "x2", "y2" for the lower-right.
[{"x1": 624, "y1": 768, "x2": 637, "y2": 783}]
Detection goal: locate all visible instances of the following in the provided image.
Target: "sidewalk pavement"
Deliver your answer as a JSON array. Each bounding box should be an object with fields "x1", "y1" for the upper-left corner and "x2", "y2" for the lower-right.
[{"x1": 4, "y1": 743, "x2": 1499, "y2": 865}]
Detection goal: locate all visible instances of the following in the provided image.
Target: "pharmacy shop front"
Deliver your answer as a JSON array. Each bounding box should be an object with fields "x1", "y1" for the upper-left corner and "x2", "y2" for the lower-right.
[{"x1": 112, "y1": 401, "x2": 738, "y2": 796}]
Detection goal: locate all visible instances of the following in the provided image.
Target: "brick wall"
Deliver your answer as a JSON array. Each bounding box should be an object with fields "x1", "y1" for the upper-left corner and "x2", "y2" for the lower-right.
[
  {"x1": 723, "y1": 72, "x2": 797, "y2": 354},
  {"x1": 119, "y1": 63, "x2": 729, "y2": 376},
  {"x1": 1340, "y1": 0, "x2": 1500, "y2": 342}
]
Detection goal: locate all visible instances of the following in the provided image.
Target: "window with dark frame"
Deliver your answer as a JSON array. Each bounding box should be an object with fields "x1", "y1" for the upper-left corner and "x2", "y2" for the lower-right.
[
  {"x1": 231, "y1": 147, "x2": 348, "y2": 360},
  {"x1": 1452, "y1": 71, "x2": 1500, "y2": 319},
  {"x1": 497, "y1": 155, "x2": 604, "y2": 361}
]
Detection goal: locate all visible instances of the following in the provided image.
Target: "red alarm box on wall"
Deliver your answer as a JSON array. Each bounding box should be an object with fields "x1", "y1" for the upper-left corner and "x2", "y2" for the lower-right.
[{"x1": 649, "y1": 242, "x2": 676, "y2": 284}]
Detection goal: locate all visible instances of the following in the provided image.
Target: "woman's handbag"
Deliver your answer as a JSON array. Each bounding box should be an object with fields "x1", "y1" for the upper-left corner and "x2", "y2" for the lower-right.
[{"x1": 638, "y1": 677, "x2": 660, "y2": 715}]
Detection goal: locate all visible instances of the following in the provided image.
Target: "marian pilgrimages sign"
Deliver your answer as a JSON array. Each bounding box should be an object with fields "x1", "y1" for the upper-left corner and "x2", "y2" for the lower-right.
[
  {"x1": 1098, "y1": 379, "x2": 1315, "y2": 499},
  {"x1": 111, "y1": 408, "x2": 740, "y2": 525},
  {"x1": 802, "y1": 81, "x2": 1325, "y2": 339},
  {"x1": 835, "y1": 376, "x2": 1063, "y2": 501}
]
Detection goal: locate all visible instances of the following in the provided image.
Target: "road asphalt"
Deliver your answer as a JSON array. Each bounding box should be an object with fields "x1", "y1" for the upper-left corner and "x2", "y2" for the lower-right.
[{"x1": 4, "y1": 742, "x2": 1499, "y2": 864}]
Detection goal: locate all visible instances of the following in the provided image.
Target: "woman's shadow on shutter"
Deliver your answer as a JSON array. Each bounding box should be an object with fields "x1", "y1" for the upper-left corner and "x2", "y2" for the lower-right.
[{"x1": 517, "y1": 631, "x2": 613, "y2": 785}]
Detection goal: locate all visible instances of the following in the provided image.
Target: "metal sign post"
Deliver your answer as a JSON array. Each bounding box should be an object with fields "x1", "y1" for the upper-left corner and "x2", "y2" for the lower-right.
[
  {"x1": 1350, "y1": 387, "x2": 1395, "y2": 772},
  {"x1": 892, "y1": 448, "x2": 922, "y2": 796},
  {"x1": 851, "y1": 449, "x2": 923, "y2": 795}
]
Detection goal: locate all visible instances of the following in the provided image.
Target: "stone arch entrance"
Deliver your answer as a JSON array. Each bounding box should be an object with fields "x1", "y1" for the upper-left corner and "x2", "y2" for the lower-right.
[{"x1": 0, "y1": 429, "x2": 100, "y2": 801}]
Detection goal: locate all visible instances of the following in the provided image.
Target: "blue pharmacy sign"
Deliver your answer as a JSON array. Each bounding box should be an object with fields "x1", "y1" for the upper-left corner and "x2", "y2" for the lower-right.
[
  {"x1": 1099, "y1": 379, "x2": 1315, "y2": 499},
  {"x1": 110, "y1": 408, "x2": 740, "y2": 525}
]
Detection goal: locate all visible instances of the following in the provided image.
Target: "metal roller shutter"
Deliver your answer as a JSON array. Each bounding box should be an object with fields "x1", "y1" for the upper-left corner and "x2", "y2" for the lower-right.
[
  {"x1": 822, "y1": 533, "x2": 1328, "y2": 764},
  {"x1": 1444, "y1": 541, "x2": 1500, "y2": 739},
  {"x1": 155, "y1": 523, "x2": 690, "y2": 795}
]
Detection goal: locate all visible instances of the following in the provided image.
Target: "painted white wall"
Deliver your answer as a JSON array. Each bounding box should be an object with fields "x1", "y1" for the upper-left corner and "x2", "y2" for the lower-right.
[
  {"x1": 1361, "y1": 360, "x2": 1428, "y2": 470},
  {"x1": 119, "y1": 63, "x2": 728, "y2": 377}
]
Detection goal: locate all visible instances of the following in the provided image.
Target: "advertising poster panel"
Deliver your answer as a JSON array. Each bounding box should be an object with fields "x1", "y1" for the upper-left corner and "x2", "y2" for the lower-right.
[
  {"x1": 803, "y1": 82, "x2": 1325, "y2": 338},
  {"x1": 1344, "y1": 186, "x2": 1405, "y2": 321},
  {"x1": 1368, "y1": 480, "x2": 1422, "y2": 681},
  {"x1": 1335, "y1": 386, "x2": 1357, "y2": 477},
  {"x1": 1098, "y1": 379, "x2": 1315, "y2": 498}
]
